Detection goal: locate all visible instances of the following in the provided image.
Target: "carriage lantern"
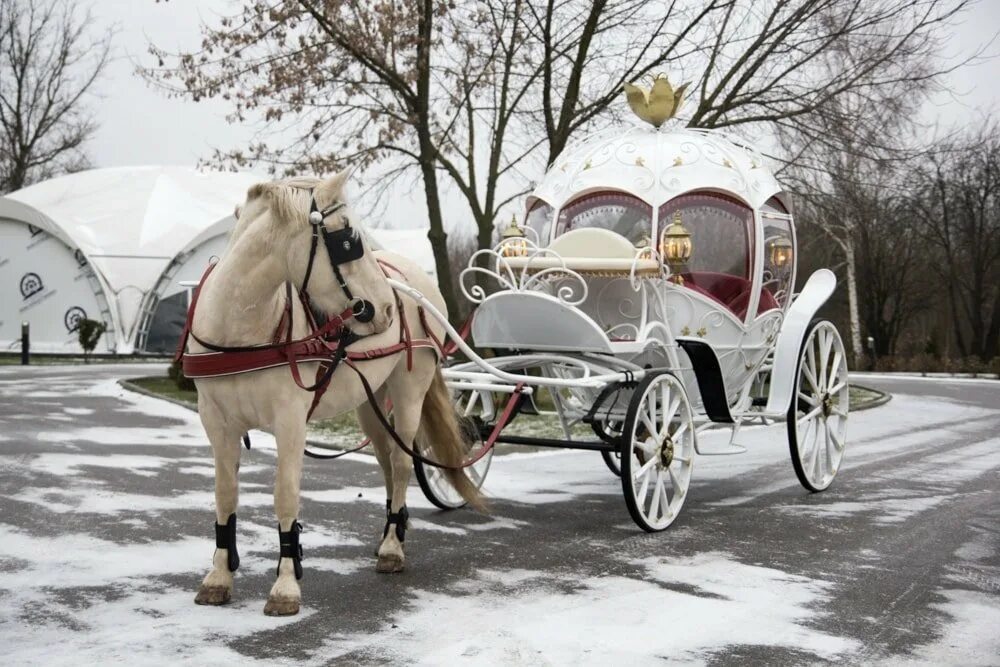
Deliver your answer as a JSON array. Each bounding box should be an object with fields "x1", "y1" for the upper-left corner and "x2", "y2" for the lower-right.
[
  {"x1": 769, "y1": 235, "x2": 793, "y2": 270},
  {"x1": 660, "y1": 210, "x2": 693, "y2": 281},
  {"x1": 500, "y1": 215, "x2": 529, "y2": 258}
]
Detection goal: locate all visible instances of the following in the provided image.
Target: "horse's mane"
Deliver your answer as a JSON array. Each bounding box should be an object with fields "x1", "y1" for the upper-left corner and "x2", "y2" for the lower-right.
[{"x1": 231, "y1": 176, "x2": 324, "y2": 241}]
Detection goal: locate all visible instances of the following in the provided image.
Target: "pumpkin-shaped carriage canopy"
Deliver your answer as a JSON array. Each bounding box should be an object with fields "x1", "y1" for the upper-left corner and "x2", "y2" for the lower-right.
[{"x1": 517, "y1": 125, "x2": 797, "y2": 320}]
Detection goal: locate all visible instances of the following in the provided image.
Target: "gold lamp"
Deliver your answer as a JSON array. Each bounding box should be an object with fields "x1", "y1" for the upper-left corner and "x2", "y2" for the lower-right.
[
  {"x1": 769, "y1": 236, "x2": 793, "y2": 270},
  {"x1": 500, "y1": 215, "x2": 528, "y2": 257},
  {"x1": 660, "y1": 211, "x2": 693, "y2": 282}
]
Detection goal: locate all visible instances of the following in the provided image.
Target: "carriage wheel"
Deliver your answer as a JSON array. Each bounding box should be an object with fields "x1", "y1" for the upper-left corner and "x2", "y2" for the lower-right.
[
  {"x1": 787, "y1": 320, "x2": 849, "y2": 492},
  {"x1": 620, "y1": 371, "x2": 695, "y2": 532},
  {"x1": 413, "y1": 388, "x2": 494, "y2": 509}
]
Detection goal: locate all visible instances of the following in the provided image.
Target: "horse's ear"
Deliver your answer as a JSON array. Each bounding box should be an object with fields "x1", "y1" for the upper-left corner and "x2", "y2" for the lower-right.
[{"x1": 316, "y1": 169, "x2": 350, "y2": 201}]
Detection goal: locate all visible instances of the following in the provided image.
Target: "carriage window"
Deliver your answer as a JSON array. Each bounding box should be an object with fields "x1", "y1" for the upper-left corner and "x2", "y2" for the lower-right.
[
  {"x1": 761, "y1": 197, "x2": 794, "y2": 310},
  {"x1": 555, "y1": 191, "x2": 652, "y2": 244},
  {"x1": 658, "y1": 192, "x2": 754, "y2": 318},
  {"x1": 525, "y1": 199, "x2": 554, "y2": 246}
]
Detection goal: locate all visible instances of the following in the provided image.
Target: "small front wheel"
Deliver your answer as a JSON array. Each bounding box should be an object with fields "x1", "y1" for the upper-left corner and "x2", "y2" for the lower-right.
[
  {"x1": 787, "y1": 320, "x2": 849, "y2": 492},
  {"x1": 620, "y1": 371, "x2": 695, "y2": 532},
  {"x1": 414, "y1": 388, "x2": 494, "y2": 509}
]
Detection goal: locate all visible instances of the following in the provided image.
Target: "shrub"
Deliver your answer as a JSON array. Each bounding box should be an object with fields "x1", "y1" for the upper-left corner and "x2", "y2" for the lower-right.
[
  {"x1": 76, "y1": 318, "x2": 107, "y2": 362},
  {"x1": 168, "y1": 359, "x2": 196, "y2": 392}
]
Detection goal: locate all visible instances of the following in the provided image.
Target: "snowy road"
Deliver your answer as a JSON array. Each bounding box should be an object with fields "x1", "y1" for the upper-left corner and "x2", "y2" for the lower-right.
[{"x1": 0, "y1": 365, "x2": 998, "y2": 665}]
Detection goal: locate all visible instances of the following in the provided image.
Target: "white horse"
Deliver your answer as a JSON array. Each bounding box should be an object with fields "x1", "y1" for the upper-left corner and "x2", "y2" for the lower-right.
[{"x1": 182, "y1": 172, "x2": 483, "y2": 616}]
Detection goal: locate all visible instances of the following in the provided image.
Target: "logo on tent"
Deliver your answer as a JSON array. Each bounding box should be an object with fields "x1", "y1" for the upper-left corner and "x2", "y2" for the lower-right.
[
  {"x1": 64, "y1": 307, "x2": 87, "y2": 332},
  {"x1": 20, "y1": 273, "x2": 44, "y2": 300},
  {"x1": 27, "y1": 224, "x2": 43, "y2": 238},
  {"x1": 74, "y1": 249, "x2": 88, "y2": 267}
]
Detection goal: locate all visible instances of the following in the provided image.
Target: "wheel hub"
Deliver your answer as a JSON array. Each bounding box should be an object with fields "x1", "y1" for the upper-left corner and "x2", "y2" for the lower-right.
[
  {"x1": 658, "y1": 435, "x2": 674, "y2": 467},
  {"x1": 821, "y1": 393, "x2": 833, "y2": 418}
]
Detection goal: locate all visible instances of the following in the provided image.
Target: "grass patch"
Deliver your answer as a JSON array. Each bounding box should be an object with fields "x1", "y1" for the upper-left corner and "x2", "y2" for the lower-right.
[
  {"x1": 127, "y1": 375, "x2": 365, "y2": 447},
  {"x1": 125, "y1": 373, "x2": 888, "y2": 457}
]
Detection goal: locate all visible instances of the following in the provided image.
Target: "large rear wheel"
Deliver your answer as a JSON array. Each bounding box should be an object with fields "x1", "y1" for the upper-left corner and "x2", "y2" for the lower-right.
[
  {"x1": 620, "y1": 371, "x2": 695, "y2": 532},
  {"x1": 787, "y1": 320, "x2": 849, "y2": 492}
]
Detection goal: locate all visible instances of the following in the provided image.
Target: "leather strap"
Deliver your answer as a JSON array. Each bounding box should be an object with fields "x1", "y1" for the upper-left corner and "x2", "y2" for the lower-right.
[
  {"x1": 382, "y1": 503, "x2": 409, "y2": 543},
  {"x1": 342, "y1": 358, "x2": 521, "y2": 470},
  {"x1": 277, "y1": 521, "x2": 303, "y2": 580},
  {"x1": 215, "y1": 513, "x2": 240, "y2": 572}
]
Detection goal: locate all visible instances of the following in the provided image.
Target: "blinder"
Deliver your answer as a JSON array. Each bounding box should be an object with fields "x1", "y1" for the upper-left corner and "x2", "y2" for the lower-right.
[{"x1": 303, "y1": 197, "x2": 376, "y2": 324}]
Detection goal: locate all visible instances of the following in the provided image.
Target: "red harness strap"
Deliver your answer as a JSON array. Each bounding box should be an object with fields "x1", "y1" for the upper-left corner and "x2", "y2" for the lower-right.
[{"x1": 173, "y1": 263, "x2": 217, "y2": 364}]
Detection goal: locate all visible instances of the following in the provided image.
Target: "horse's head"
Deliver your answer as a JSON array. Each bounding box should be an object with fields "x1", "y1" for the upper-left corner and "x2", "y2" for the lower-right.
[{"x1": 244, "y1": 171, "x2": 395, "y2": 336}]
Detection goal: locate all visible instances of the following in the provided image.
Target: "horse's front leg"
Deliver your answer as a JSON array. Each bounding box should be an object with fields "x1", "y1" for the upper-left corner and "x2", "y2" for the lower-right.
[
  {"x1": 195, "y1": 416, "x2": 243, "y2": 606},
  {"x1": 264, "y1": 411, "x2": 307, "y2": 616}
]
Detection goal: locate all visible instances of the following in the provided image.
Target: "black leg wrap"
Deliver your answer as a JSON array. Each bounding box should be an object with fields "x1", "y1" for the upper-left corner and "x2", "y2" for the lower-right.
[
  {"x1": 215, "y1": 513, "x2": 240, "y2": 572},
  {"x1": 277, "y1": 521, "x2": 304, "y2": 580},
  {"x1": 383, "y1": 505, "x2": 410, "y2": 543}
]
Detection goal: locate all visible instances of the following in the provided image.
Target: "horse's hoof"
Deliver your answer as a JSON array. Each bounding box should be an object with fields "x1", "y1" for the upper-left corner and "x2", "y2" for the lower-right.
[
  {"x1": 194, "y1": 585, "x2": 231, "y2": 606},
  {"x1": 376, "y1": 554, "x2": 405, "y2": 574},
  {"x1": 264, "y1": 596, "x2": 300, "y2": 616}
]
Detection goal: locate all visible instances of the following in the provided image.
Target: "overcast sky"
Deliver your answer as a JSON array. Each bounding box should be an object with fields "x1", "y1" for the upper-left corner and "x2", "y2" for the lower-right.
[{"x1": 85, "y1": 0, "x2": 1000, "y2": 229}]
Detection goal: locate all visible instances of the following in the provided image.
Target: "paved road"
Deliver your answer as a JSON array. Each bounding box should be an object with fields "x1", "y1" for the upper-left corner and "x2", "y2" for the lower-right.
[{"x1": 0, "y1": 365, "x2": 998, "y2": 665}]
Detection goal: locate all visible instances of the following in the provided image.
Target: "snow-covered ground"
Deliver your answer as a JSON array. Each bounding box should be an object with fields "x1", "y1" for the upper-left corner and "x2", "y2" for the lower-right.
[{"x1": 0, "y1": 366, "x2": 998, "y2": 665}]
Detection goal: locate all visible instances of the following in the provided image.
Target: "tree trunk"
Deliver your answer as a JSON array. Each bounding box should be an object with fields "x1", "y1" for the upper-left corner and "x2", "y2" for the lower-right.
[
  {"x1": 418, "y1": 153, "x2": 461, "y2": 322},
  {"x1": 843, "y1": 237, "x2": 864, "y2": 367}
]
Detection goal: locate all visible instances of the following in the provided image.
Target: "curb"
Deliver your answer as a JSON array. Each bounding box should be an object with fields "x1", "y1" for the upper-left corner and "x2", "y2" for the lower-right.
[
  {"x1": 852, "y1": 371, "x2": 999, "y2": 381},
  {"x1": 851, "y1": 383, "x2": 891, "y2": 412},
  {"x1": 118, "y1": 378, "x2": 198, "y2": 411}
]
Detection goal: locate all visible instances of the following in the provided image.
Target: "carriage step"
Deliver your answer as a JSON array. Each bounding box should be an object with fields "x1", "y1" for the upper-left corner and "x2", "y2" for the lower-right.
[{"x1": 696, "y1": 444, "x2": 747, "y2": 456}]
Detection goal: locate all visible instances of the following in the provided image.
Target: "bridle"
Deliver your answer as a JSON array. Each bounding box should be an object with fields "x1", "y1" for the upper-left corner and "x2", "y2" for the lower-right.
[{"x1": 300, "y1": 196, "x2": 375, "y2": 324}]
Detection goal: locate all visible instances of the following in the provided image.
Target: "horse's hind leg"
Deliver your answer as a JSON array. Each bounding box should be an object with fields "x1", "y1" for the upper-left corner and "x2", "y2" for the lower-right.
[
  {"x1": 264, "y1": 410, "x2": 307, "y2": 616},
  {"x1": 369, "y1": 378, "x2": 427, "y2": 574},
  {"x1": 356, "y1": 390, "x2": 405, "y2": 571},
  {"x1": 195, "y1": 415, "x2": 243, "y2": 606}
]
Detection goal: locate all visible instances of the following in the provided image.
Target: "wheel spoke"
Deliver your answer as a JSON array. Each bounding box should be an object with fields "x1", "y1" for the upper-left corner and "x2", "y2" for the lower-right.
[
  {"x1": 668, "y1": 465, "x2": 683, "y2": 494},
  {"x1": 812, "y1": 420, "x2": 827, "y2": 480},
  {"x1": 659, "y1": 482, "x2": 671, "y2": 518},
  {"x1": 640, "y1": 414, "x2": 658, "y2": 443},
  {"x1": 649, "y1": 471, "x2": 664, "y2": 519},
  {"x1": 636, "y1": 462, "x2": 653, "y2": 507},
  {"x1": 819, "y1": 330, "x2": 833, "y2": 389},
  {"x1": 823, "y1": 422, "x2": 836, "y2": 472},
  {"x1": 828, "y1": 423, "x2": 845, "y2": 451},
  {"x1": 633, "y1": 454, "x2": 658, "y2": 481},
  {"x1": 671, "y1": 422, "x2": 689, "y2": 442},
  {"x1": 828, "y1": 348, "x2": 843, "y2": 388},
  {"x1": 828, "y1": 380, "x2": 847, "y2": 395},
  {"x1": 798, "y1": 405, "x2": 822, "y2": 425},
  {"x1": 798, "y1": 390, "x2": 818, "y2": 407},
  {"x1": 802, "y1": 363, "x2": 821, "y2": 395}
]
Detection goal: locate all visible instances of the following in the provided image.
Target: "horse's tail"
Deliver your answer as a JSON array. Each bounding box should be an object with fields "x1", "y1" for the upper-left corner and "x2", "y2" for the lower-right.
[{"x1": 417, "y1": 368, "x2": 487, "y2": 512}]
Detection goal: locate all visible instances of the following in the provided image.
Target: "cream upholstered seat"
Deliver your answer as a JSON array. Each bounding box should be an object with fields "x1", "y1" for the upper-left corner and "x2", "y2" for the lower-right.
[{"x1": 505, "y1": 228, "x2": 660, "y2": 276}]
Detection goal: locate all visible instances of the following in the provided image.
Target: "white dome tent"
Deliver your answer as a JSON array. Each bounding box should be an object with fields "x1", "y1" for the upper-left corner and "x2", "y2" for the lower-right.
[{"x1": 0, "y1": 166, "x2": 435, "y2": 355}]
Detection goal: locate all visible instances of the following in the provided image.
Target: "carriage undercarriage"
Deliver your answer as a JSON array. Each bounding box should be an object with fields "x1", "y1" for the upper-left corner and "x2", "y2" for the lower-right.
[{"x1": 390, "y1": 273, "x2": 851, "y2": 533}]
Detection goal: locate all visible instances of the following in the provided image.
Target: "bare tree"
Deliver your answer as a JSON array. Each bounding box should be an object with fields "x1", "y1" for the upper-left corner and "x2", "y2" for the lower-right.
[
  {"x1": 146, "y1": 0, "x2": 976, "y2": 322},
  {"x1": 913, "y1": 127, "x2": 1000, "y2": 360},
  {"x1": 0, "y1": 0, "x2": 112, "y2": 193}
]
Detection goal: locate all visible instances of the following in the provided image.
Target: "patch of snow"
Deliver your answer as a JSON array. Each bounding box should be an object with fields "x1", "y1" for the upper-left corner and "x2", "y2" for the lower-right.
[
  {"x1": 322, "y1": 552, "x2": 858, "y2": 664},
  {"x1": 883, "y1": 589, "x2": 1000, "y2": 666}
]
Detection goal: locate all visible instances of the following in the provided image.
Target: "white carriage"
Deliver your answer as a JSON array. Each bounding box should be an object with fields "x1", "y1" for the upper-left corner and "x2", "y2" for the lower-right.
[{"x1": 393, "y1": 90, "x2": 849, "y2": 532}]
